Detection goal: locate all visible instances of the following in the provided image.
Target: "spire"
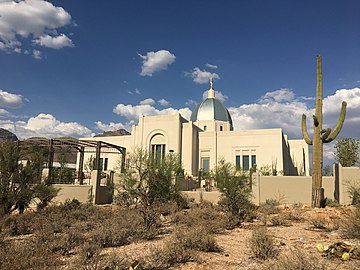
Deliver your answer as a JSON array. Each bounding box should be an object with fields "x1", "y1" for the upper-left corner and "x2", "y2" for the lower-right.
[{"x1": 208, "y1": 76, "x2": 215, "y2": 98}]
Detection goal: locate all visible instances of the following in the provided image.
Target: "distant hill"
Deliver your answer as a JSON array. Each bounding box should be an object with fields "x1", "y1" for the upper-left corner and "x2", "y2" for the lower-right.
[
  {"x1": 0, "y1": 128, "x2": 18, "y2": 141},
  {"x1": 94, "y1": 129, "x2": 131, "y2": 137}
]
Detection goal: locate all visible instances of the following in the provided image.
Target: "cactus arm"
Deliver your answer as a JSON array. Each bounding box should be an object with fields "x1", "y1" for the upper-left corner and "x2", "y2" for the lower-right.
[
  {"x1": 313, "y1": 115, "x2": 319, "y2": 127},
  {"x1": 321, "y1": 128, "x2": 331, "y2": 141},
  {"x1": 302, "y1": 114, "x2": 312, "y2": 145},
  {"x1": 323, "y1": 101, "x2": 347, "y2": 143}
]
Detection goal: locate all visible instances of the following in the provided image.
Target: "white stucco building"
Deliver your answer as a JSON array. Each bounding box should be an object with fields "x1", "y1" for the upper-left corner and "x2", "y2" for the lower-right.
[{"x1": 79, "y1": 81, "x2": 310, "y2": 177}]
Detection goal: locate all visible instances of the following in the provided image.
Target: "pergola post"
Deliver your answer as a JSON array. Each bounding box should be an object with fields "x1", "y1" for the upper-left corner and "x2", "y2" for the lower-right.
[
  {"x1": 91, "y1": 141, "x2": 102, "y2": 204},
  {"x1": 78, "y1": 147, "x2": 85, "y2": 185},
  {"x1": 121, "y1": 149, "x2": 126, "y2": 173},
  {"x1": 47, "y1": 139, "x2": 54, "y2": 184}
]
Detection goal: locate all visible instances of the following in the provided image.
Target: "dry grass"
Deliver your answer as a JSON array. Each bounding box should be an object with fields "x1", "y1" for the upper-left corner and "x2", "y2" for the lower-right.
[
  {"x1": 248, "y1": 226, "x2": 278, "y2": 260},
  {"x1": 263, "y1": 249, "x2": 326, "y2": 270}
]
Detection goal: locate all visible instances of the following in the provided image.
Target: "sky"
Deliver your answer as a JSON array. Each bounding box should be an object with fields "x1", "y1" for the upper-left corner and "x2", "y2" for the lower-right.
[{"x1": 0, "y1": 0, "x2": 359, "y2": 164}]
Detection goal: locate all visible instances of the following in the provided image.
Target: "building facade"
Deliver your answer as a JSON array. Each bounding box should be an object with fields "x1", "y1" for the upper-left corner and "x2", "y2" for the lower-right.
[{"x1": 79, "y1": 81, "x2": 310, "y2": 177}]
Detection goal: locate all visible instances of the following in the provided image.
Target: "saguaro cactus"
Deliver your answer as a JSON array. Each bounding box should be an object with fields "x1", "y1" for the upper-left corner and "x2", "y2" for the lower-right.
[{"x1": 302, "y1": 55, "x2": 347, "y2": 208}]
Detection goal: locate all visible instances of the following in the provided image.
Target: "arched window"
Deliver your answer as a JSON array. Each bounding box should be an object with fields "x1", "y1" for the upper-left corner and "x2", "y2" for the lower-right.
[{"x1": 150, "y1": 134, "x2": 166, "y2": 163}]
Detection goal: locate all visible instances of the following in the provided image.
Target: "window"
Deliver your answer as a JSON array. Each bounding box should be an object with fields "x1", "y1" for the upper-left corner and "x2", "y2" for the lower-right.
[
  {"x1": 220, "y1": 125, "x2": 223, "y2": 131},
  {"x1": 203, "y1": 125, "x2": 207, "y2": 131},
  {"x1": 99, "y1": 158, "x2": 108, "y2": 171},
  {"x1": 242, "y1": 155, "x2": 249, "y2": 170},
  {"x1": 151, "y1": 144, "x2": 165, "y2": 163},
  {"x1": 201, "y1": 157, "x2": 210, "y2": 173},
  {"x1": 251, "y1": 155, "x2": 256, "y2": 168},
  {"x1": 236, "y1": 155, "x2": 241, "y2": 170}
]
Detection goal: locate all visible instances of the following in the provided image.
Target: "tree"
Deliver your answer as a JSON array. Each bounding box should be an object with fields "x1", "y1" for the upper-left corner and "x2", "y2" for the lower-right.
[
  {"x1": 335, "y1": 138, "x2": 359, "y2": 167},
  {"x1": 214, "y1": 159, "x2": 254, "y2": 224},
  {"x1": 0, "y1": 141, "x2": 58, "y2": 216},
  {"x1": 118, "y1": 148, "x2": 184, "y2": 229}
]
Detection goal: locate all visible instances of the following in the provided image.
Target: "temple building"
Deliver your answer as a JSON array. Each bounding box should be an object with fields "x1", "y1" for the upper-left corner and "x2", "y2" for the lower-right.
[{"x1": 79, "y1": 80, "x2": 309, "y2": 177}]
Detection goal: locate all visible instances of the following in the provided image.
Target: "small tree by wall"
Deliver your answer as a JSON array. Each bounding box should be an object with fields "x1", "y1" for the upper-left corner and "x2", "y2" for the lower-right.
[
  {"x1": 213, "y1": 159, "x2": 254, "y2": 223},
  {"x1": 335, "y1": 138, "x2": 359, "y2": 167},
  {"x1": 117, "y1": 148, "x2": 184, "y2": 229}
]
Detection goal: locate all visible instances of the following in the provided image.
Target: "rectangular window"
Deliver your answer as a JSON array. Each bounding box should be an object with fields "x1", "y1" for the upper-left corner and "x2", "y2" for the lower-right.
[
  {"x1": 203, "y1": 125, "x2": 207, "y2": 131},
  {"x1": 99, "y1": 158, "x2": 103, "y2": 171},
  {"x1": 151, "y1": 144, "x2": 165, "y2": 164},
  {"x1": 236, "y1": 155, "x2": 241, "y2": 170},
  {"x1": 243, "y1": 155, "x2": 250, "y2": 170},
  {"x1": 98, "y1": 158, "x2": 108, "y2": 171},
  {"x1": 251, "y1": 155, "x2": 256, "y2": 168},
  {"x1": 104, "y1": 158, "x2": 108, "y2": 171},
  {"x1": 201, "y1": 158, "x2": 210, "y2": 173},
  {"x1": 220, "y1": 125, "x2": 223, "y2": 131}
]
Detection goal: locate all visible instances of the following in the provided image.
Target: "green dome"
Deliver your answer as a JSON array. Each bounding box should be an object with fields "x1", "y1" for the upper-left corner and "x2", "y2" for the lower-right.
[{"x1": 190, "y1": 98, "x2": 233, "y2": 129}]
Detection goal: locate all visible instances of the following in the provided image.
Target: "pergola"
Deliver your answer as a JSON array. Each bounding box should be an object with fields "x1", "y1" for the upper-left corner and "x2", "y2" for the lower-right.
[{"x1": 19, "y1": 137, "x2": 126, "y2": 185}]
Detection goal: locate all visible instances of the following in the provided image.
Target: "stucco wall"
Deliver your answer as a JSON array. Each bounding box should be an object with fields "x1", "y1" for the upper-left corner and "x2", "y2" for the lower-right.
[{"x1": 52, "y1": 184, "x2": 92, "y2": 204}]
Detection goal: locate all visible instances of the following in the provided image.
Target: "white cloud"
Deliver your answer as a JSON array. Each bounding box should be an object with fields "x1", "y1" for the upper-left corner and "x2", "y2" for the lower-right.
[
  {"x1": 0, "y1": 90, "x2": 24, "y2": 108},
  {"x1": 202, "y1": 90, "x2": 228, "y2": 103},
  {"x1": 138, "y1": 50, "x2": 176, "y2": 76},
  {"x1": 227, "y1": 87, "x2": 360, "y2": 164},
  {"x1": 139, "y1": 98, "x2": 155, "y2": 106},
  {"x1": 206, "y1": 63, "x2": 218, "y2": 69},
  {"x1": 0, "y1": 0, "x2": 73, "y2": 53},
  {"x1": 259, "y1": 88, "x2": 295, "y2": 103},
  {"x1": 113, "y1": 103, "x2": 192, "y2": 123},
  {"x1": 185, "y1": 99, "x2": 197, "y2": 107},
  {"x1": 95, "y1": 121, "x2": 126, "y2": 132},
  {"x1": 0, "y1": 113, "x2": 92, "y2": 139},
  {"x1": 186, "y1": 67, "x2": 220, "y2": 84},
  {"x1": 33, "y1": 34, "x2": 73, "y2": 49},
  {"x1": 158, "y1": 98, "x2": 170, "y2": 106},
  {"x1": 0, "y1": 108, "x2": 9, "y2": 115},
  {"x1": 32, "y1": 49, "x2": 41, "y2": 59},
  {"x1": 128, "y1": 88, "x2": 141, "y2": 95}
]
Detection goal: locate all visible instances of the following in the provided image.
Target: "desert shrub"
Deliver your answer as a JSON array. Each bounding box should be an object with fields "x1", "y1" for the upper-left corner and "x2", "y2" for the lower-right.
[
  {"x1": 215, "y1": 159, "x2": 255, "y2": 224},
  {"x1": 1, "y1": 212, "x2": 35, "y2": 236},
  {"x1": 172, "y1": 226, "x2": 221, "y2": 252},
  {"x1": 248, "y1": 226, "x2": 277, "y2": 260},
  {"x1": 309, "y1": 216, "x2": 328, "y2": 230},
  {"x1": 343, "y1": 206, "x2": 360, "y2": 239},
  {"x1": 173, "y1": 205, "x2": 227, "y2": 234},
  {"x1": 264, "y1": 249, "x2": 325, "y2": 270},
  {"x1": 347, "y1": 182, "x2": 360, "y2": 205},
  {"x1": 325, "y1": 198, "x2": 340, "y2": 207},
  {"x1": 144, "y1": 225, "x2": 220, "y2": 269},
  {"x1": 283, "y1": 210, "x2": 303, "y2": 221},
  {"x1": 258, "y1": 200, "x2": 281, "y2": 216},
  {"x1": 145, "y1": 242, "x2": 192, "y2": 270},
  {"x1": 0, "y1": 238, "x2": 63, "y2": 270},
  {"x1": 270, "y1": 215, "x2": 289, "y2": 226}
]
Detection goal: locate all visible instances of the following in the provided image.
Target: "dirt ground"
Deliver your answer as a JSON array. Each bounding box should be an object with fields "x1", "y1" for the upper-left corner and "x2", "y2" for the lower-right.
[{"x1": 113, "y1": 206, "x2": 360, "y2": 270}]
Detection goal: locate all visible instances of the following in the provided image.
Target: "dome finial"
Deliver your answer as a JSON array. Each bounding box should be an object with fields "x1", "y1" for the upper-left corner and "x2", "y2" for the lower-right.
[{"x1": 208, "y1": 76, "x2": 215, "y2": 98}]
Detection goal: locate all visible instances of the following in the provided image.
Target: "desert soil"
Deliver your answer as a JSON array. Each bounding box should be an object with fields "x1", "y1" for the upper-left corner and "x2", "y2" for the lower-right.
[{"x1": 112, "y1": 206, "x2": 360, "y2": 270}]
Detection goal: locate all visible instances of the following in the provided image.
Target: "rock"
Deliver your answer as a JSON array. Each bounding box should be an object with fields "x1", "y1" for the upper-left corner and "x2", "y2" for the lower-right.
[{"x1": 0, "y1": 128, "x2": 18, "y2": 141}]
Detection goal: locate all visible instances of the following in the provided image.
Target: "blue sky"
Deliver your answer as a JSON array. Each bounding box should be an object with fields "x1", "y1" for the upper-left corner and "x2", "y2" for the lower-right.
[{"x1": 0, "y1": 0, "x2": 359, "y2": 163}]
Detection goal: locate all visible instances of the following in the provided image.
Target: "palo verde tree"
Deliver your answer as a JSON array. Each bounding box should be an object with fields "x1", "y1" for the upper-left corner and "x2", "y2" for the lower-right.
[
  {"x1": 302, "y1": 55, "x2": 347, "y2": 208},
  {"x1": 334, "y1": 138, "x2": 359, "y2": 167},
  {"x1": 118, "y1": 148, "x2": 184, "y2": 229},
  {"x1": 214, "y1": 159, "x2": 254, "y2": 224}
]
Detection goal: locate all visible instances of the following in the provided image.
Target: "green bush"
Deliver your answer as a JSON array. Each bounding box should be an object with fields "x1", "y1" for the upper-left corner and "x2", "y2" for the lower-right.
[{"x1": 214, "y1": 159, "x2": 255, "y2": 223}]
